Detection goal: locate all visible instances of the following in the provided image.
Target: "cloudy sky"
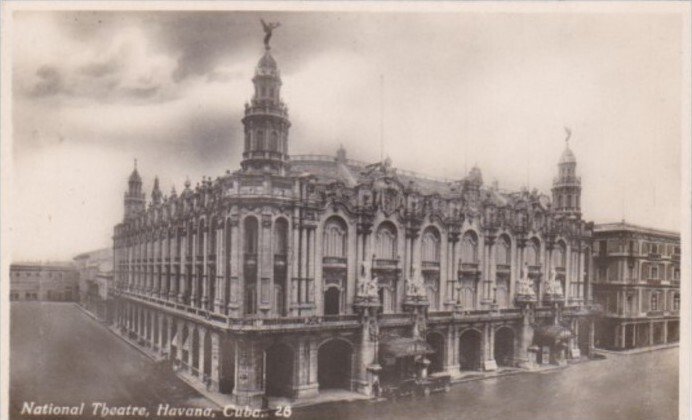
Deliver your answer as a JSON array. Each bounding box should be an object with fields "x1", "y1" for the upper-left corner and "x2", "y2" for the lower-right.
[{"x1": 8, "y1": 7, "x2": 685, "y2": 261}]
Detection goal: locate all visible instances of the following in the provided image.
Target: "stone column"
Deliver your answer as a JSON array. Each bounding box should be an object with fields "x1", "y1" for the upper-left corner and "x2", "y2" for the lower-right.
[
  {"x1": 648, "y1": 321, "x2": 654, "y2": 346},
  {"x1": 198, "y1": 327, "x2": 207, "y2": 379},
  {"x1": 215, "y1": 223, "x2": 225, "y2": 313},
  {"x1": 294, "y1": 337, "x2": 319, "y2": 398},
  {"x1": 209, "y1": 331, "x2": 221, "y2": 391},
  {"x1": 202, "y1": 224, "x2": 209, "y2": 308},
  {"x1": 482, "y1": 323, "x2": 497, "y2": 371},
  {"x1": 260, "y1": 214, "x2": 273, "y2": 315},
  {"x1": 663, "y1": 320, "x2": 668, "y2": 344},
  {"x1": 191, "y1": 229, "x2": 198, "y2": 307},
  {"x1": 228, "y1": 215, "x2": 241, "y2": 316},
  {"x1": 517, "y1": 304, "x2": 536, "y2": 369},
  {"x1": 178, "y1": 229, "x2": 187, "y2": 303},
  {"x1": 445, "y1": 325, "x2": 461, "y2": 379},
  {"x1": 233, "y1": 339, "x2": 266, "y2": 409},
  {"x1": 290, "y1": 217, "x2": 301, "y2": 315}
]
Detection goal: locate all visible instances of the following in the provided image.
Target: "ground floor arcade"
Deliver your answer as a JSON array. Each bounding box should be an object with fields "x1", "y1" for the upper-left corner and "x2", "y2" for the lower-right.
[{"x1": 113, "y1": 298, "x2": 596, "y2": 408}]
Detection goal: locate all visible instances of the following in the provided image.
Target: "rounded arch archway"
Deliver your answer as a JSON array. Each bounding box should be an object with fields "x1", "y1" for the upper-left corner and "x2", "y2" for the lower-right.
[
  {"x1": 318, "y1": 338, "x2": 353, "y2": 390},
  {"x1": 459, "y1": 329, "x2": 482, "y2": 371},
  {"x1": 426, "y1": 332, "x2": 445, "y2": 374},
  {"x1": 375, "y1": 221, "x2": 398, "y2": 259},
  {"x1": 494, "y1": 326, "x2": 515, "y2": 367},
  {"x1": 322, "y1": 216, "x2": 348, "y2": 316},
  {"x1": 265, "y1": 342, "x2": 294, "y2": 398}
]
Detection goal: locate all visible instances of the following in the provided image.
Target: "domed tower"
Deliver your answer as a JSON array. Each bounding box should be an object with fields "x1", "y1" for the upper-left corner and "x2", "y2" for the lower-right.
[
  {"x1": 552, "y1": 129, "x2": 581, "y2": 216},
  {"x1": 124, "y1": 160, "x2": 145, "y2": 221},
  {"x1": 240, "y1": 23, "x2": 290, "y2": 175},
  {"x1": 151, "y1": 176, "x2": 162, "y2": 206}
]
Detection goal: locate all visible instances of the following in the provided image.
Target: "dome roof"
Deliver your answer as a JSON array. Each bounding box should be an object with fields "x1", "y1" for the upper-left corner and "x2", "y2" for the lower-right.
[
  {"x1": 258, "y1": 51, "x2": 278, "y2": 70},
  {"x1": 468, "y1": 165, "x2": 483, "y2": 185},
  {"x1": 559, "y1": 146, "x2": 576, "y2": 165}
]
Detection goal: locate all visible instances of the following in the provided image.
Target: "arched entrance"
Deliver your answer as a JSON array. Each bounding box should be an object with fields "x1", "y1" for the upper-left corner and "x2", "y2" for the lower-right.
[
  {"x1": 324, "y1": 288, "x2": 340, "y2": 315},
  {"x1": 318, "y1": 339, "x2": 352, "y2": 390},
  {"x1": 426, "y1": 332, "x2": 445, "y2": 374},
  {"x1": 265, "y1": 343, "x2": 294, "y2": 398},
  {"x1": 494, "y1": 327, "x2": 515, "y2": 367},
  {"x1": 459, "y1": 329, "x2": 481, "y2": 371}
]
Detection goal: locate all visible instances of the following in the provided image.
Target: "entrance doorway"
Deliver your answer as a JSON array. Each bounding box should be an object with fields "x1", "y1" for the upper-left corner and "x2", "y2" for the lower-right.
[
  {"x1": 494, "y1": 327, "x2": 515, "y2": 367},
  {"x1": 459, "y1": 329, "x2": 481, "y2": 371},
  {"x1": 265, "y1": 343, "x2": 294, "y2": 398},
  {"x1": 426, "y1": 333, "x2": 445, "y2": 374},
  {"x1": 318, "y1": 339, "x2": 352, "y2": 390}
]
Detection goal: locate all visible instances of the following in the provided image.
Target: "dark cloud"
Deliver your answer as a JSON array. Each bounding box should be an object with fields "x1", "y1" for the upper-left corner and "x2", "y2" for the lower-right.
[{"x1": 30, "y1": 65, "x2": 65, "y2": 97}]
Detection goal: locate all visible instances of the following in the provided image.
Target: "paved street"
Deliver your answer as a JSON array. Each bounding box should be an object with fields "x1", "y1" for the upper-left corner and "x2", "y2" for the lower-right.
[
  {"x1": 297, "y1": 348, "x2": 678, "y2": 420},
  {"x1": 10, "y1": 303, "x2": 678, "y2": 420},
  {"x1": 10, "y1": 302, "x2": 210, "y2": 418}
]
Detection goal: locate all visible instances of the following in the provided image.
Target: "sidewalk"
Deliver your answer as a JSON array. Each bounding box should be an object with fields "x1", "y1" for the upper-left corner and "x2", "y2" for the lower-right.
[{"x1": 594, "y1": 342, "x2": 679, "y2": 356}]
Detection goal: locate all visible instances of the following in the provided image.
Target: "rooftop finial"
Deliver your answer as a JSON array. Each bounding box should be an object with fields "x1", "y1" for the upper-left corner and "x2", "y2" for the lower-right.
[
  {"x1": 134, "y1": 158, "x2": 137, "y2": 170},
  {"x1": 564, "y1": 127, "x2": 572, "y2": 146},
  {"x1": 261, "y1": 19, "x2": 281, "y2": 50}
]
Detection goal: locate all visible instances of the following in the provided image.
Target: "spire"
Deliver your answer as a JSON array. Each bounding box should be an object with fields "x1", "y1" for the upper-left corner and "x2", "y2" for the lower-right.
[
  {"x1": 151, "y1": 176, "x2": 162, "y2": 205},
  {"x1": 124, "y1": 161, "x2": 145, "y2": 221},
  {"x1": 552, "y1": 127, "x2": 581, "y2": 216}
]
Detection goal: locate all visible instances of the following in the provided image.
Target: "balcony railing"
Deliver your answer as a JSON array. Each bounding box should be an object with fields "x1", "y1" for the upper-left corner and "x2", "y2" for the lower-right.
[
  {"x1": 421, "y1": 261, "x2": 440, "y2": 270},
  {"x1": 374, "y1": 258, "x2": 399, "y2": 269},
  {"x1": 322, "y1": 256, "x2": 347, "y2": 267},
  {"x1": 496, "y1": 264, "x2": 511, "y2": 273},
  {"x1": 459, "y1": 262, "x2": 479, "y2": 273}
]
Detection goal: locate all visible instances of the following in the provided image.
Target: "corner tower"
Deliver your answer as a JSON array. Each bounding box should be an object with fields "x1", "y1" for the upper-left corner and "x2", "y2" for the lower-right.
[
  {"x1": 552, "y1": 128, "x2": 581, "y2": 216},
  {"x1": 124, "y1": 160, "x2": 145, "y2": 221},
  {"x1": 241, "y1": 21, "x2": 290, "y2": 175}
]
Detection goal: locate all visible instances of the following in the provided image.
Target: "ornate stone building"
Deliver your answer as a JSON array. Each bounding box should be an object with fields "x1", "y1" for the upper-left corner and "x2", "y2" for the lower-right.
[
  {"x1": 592, "y1": 223, "x2": 680, "y2": 349},
  {"x1": 112, "y1": 33, "x2": 598, "y2": 408}
]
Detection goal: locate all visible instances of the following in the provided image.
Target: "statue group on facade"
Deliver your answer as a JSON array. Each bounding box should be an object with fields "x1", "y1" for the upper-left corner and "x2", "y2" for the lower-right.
[
  {"x1": 357, "y1": 261, "x2": 379, "y2": 299},
  {"x1": 516, "y1": 261, "x2": 537, "y2": 300}
]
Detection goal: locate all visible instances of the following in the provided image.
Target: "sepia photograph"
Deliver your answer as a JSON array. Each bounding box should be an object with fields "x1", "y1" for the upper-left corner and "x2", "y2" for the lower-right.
[{"x1": 1, "y1": 2, "x2": 690, "y2": 420}]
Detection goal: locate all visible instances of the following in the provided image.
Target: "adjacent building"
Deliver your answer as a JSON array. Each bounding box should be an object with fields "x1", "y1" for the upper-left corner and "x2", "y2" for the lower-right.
[
  {"x1": 9, "y1": 263, "x2": 78, "y2": 302},
  {"x1": 111, "y1": 31, "x2": 599, "y2": 408},
  {"x1": 592, "y1": 223, "x2": 680, "y2": 349},
  {"x1": 74, "y1": 248, "x2": 115, "y2": 323}
]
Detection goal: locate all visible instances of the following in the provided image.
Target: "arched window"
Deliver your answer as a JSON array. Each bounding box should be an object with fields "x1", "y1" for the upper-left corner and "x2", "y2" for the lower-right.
[
  {"x1": 495, "y1": 235, "x2": 511, "y2": 265},
  {"x1": 421, "y1": 227, "x2": 440, "y2": 263},
  {"x1": 376, "y1": 222, "x2": 397, "y2": 259},
  {"x1": 323, "y1": 217, "x2": 347, "y2": 258},
  {"x1": 256, "y1": 130, "x2": 265, "y2": 150},
  {"x1": 244, "y1": 217, "x2": 258, "y2": 255},
  {"x1": 245, "y1": 132, "x2": 251, "y2": 150},
  {"x1": 273, "y1": 218, "x2": 288, "y2": 256},
  {"x1": 553, "y1": 242, "x2": 566, "y2": 268},
  {"x1": 525, "y1": 239, "x2": 540, "y2": 266},
  {"x1": 270, "y1": 132, "x2": 279, "y2": 152},
  {"x1": 461, "y1": 232, "x2": 478, "y2": 263}
]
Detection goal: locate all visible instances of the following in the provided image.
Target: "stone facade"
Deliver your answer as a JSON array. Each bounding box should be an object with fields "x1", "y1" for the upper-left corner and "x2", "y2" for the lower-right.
[
  {"x1": 592, "y1": 223, "x2": 680, "y2": 349},
  {"x1": 112, "y1": 40, "x2": 599, "y2": 408},
  {"x1": 10, "y1": 263, "x2": 78, "y2": 302},
  {"x1": 74, "y1": 248, "x2": 114, "y2": 323}
]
